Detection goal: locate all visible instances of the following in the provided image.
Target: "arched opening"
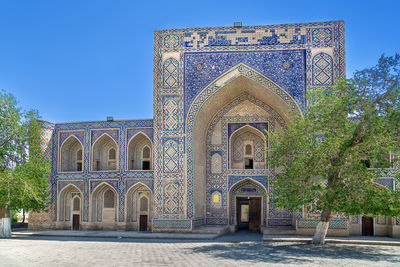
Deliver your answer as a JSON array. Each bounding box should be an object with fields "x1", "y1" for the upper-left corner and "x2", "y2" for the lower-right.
[
  {"x1": 91, "y1": 183, "x2": 118, "y2": 226},
  {"x1": 139, "y1": 196, "x2": 149, "y2": 231},
  {"x1": 92, "y1": 134, "x2": 118, "y2": 171},
  {"x1": 230, "y1": 125, "x2": 266, "y2": 170},
  {"x1": 72, "y1": 196, "x2": 81, "y2": 230},
  {"x1": 125, "y1": 183, "x2": 152, "y2": 231},
  {"x1": 229, "y1": 178, "x2": 268, "y2": 232},
  {"x1": 58, "y1": 184, "x2": 82, "y2": 230},
  {"x1": 127, "y1": 133, "x2": 152, "y2": 170},
  {"x1": 188, "y1": 68, "x2": 296, "y2": 220},
  {"x1": 60, "y1": 136, "x2": 84, "y2": 172},
  {"x1": 73, "y1": 197, "x2": 80, "y2": 211}
]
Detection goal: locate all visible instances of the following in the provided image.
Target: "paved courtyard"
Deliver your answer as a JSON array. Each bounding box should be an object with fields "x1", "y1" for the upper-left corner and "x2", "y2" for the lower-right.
[{"x1": 1, "y1": 233, "x2": 400, "y2": 267}]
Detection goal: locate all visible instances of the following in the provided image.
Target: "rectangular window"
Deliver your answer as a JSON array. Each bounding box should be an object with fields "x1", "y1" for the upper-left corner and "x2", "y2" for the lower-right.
[
  {"x1": 77, "y1": 162, "x2": 82, "y2": 171},
  {"x1": 142, "y1": 161, "x2": 150, "y2": 170},
  {"x1": 245, "y1": 159, "x2": 253, "y2": 169}
]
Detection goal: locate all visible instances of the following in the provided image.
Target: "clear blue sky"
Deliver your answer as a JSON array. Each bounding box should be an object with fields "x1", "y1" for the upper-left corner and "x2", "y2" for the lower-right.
[{"x1": 0, "y1": 0, "x2": 399, "y2": 122}]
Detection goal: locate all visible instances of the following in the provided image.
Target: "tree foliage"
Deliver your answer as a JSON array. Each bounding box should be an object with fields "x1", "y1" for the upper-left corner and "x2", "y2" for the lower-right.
[
  {"x1": 0, "y1": 90, "x2": 50, "y2": 215},
  {"x1": 268, "y1": 54, "x2": 400, "y2": 222}
]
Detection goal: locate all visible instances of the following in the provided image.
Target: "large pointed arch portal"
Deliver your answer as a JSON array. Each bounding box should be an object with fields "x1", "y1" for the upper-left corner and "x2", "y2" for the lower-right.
[{"x1": 186, "y1": 63, "x2": 302, "y2": 220}]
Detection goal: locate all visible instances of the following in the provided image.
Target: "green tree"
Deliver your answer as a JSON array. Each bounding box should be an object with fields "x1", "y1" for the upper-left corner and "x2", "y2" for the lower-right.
[
  {"x1": 0, "y1": 90, "x2": 50, "y2": 238},
  {"x1": 268, "y1": 54, "x2": 400, "y2": 245}
]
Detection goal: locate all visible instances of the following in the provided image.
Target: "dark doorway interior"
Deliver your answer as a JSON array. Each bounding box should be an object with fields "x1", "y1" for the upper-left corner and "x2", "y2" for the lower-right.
[
  {"x1": 245, "y1": 159, "x2": 254, "y2": 169},
  {"x1": 142, "y1": 161, "x2": 150, "y2": 170},
  {"x1": 236, "y1": 197, "x2": 261, "y2": 232},
  {"x1": 72, "y1": 214, "x2": 80, "y2": 230},
  {"x1": 362, "y1": 217, "x2": 373, "y2": 236},
  {"x1": 140, "y1": 215, "x2": 148, "y2": 231}
]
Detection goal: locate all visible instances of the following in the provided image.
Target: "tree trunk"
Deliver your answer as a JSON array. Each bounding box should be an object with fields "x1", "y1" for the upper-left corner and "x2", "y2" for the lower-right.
[
  {"x1": 311, "y1": 208, "x2": 331, "y2": 245},
  {"x1": 22, "y1": 209, "x2": 25, "y2": 223},
  {"x1": 0, "y1": 207, "x2": 12, "y2": 238}
]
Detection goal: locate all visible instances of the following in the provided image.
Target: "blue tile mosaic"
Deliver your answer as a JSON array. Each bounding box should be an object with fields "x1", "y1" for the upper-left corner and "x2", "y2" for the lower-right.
[{"x1": 184, "y1": 50, "x2": 306, "y2": 116}]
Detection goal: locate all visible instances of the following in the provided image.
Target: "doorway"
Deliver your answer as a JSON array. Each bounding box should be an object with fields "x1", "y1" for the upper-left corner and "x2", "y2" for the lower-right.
[
  {"x1": 362, "y1": 217, "x2": 373, "y2": 236},
  {"x1": 72, "y1": 214, "x2": 80, "y2": 230},
  {"x1": 139, "y1": 215, "x2": 148, "y2": 231},
  {"x1": 236, "y1": 197, "x2": 261, "y2": 232}
]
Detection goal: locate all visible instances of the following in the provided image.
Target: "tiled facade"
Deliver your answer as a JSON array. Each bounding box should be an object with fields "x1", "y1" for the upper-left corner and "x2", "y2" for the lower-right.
[{"x1": 31, "y1": 21, "x2": 399, "y2": 236}]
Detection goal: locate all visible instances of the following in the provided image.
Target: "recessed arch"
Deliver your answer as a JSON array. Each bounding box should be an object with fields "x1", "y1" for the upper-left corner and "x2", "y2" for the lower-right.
[
  {"x1": 90, "y1": 182, "x2": 118, "y2": 223},
  {"x1": 60, "y1": 135, "x2": 84, "y2": 172},
  {"x1": 58, "y1": 184, "x2": 82, "y2": 222},
  {"x1": 125, "y1": 182, "x2": 152, "y2": 225},
  {"x1": 229, "y1": 125, "x2": 266, "y2": 170},
  {"x1": 228, "y1": 177, "x2": 268, "y2": 228},
  {"x1": 186, "y1": 63, "x2": 299, "y2": 219},
  {"x1": 91, "y1": 133, "x2": 119, "y2": 171},
  {"x1": 229, "y1": 177, "x2": 268, "y2": 194},
  {"x1": 127, "y1": 132, "x2": 153, "y2": 170},
  {"x1": 126, "y1": 181, "x2": 152, "y2": 193},
  {"x1": 72, "y1": 195, "x2": 81, "y2": 211}
]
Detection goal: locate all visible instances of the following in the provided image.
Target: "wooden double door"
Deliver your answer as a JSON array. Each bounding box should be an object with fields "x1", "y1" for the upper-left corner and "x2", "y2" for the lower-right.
[
  {"x1": 236, "y1": 197, "x2": 261, "y2": 232},
  {"x1": 362, "y1": 217, "x2": 373, "y2": 236}
]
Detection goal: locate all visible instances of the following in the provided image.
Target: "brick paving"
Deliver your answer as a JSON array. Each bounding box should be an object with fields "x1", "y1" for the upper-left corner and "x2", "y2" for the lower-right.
[{"x1": 1, "y1": 235, "x2": 400, "y2": 266}]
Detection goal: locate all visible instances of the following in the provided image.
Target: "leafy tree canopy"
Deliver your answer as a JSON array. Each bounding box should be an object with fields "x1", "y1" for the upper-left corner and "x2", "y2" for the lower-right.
[
  {"x1": 268, "y1": 54, "x2": 400, "y2": 222},
  {"x1": 0, "y1": 90, "x2": 50, "y2": 214}
]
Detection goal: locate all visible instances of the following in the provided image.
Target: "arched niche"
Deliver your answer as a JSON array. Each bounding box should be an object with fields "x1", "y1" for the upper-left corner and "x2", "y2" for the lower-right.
[
  {"x1": 188, "y1": 70, "x2": 295, "y2": 219},
  {"x1": 58, "y1": 184, "x2": 82, "y2": 222},
  {"x1": 60, "y1": 135, "x2": 83, "y2": 172},
  {"x1": 91, "y1": 183, "x2": 118, "y2": 223},
  {"x1": 229, "y1": 178, "x2": 268, "y2": 228},
  {"x1": 127, "y1": 133, "x2": 152, "y2": 170},
  {"x1": 92, "y1": 134, "x2": 118, "y2": 171},
  {"x1": 230, "y1": 125, "x2": 266, "y2": 170},
  {"x1": 125, "y1": 183, "x2": 152, "y2": 230}
]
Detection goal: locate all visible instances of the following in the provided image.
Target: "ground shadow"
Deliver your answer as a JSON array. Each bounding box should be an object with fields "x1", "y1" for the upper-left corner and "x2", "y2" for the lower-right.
[{"x1": 188, "y1": 242, "x2": 400, "y2": 265}]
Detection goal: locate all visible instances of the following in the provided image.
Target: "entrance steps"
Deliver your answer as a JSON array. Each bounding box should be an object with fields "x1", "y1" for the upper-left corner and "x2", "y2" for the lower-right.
[
  {"x1": 262, "y1": 226, "x2": 296, "y2": 235},
  {"x1": 192, "y1": 225, "x2": 229, "y2": 235}
]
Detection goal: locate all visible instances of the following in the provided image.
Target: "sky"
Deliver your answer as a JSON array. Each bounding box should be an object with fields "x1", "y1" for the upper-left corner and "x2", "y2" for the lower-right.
[{"x1": 0, "y1": 0, "x2": 399, "y2": 123}]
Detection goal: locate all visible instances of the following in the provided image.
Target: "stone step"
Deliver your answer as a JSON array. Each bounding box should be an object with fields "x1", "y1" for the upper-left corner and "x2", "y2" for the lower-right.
[
  {"x1": 192, "y1": 225, "x2": 229, "y2": 235},
  {"x1": 262, "y1": 227, "x2": 296, "y2": 235}
]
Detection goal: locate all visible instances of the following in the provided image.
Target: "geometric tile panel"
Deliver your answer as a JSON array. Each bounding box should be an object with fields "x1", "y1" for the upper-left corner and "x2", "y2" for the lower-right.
[
  {"x1": 91, "y1": 129, "x2": 119, "y2": 145},
  {"x1": 163, "y1": 139, "x2": 179, "y2": 173},
  {"x1": 163, "y1": 181, "x2": 179, "y2": 215},
  {"x1": 184, "y1": 50, "x2": 307, "y2": 115},
  {"x1": 182, "y1": 27, "x2": 306, "y2": 49},
  {"x1": 312, "y1": 52, "x2": 333, "y2": 86},
  {"x1": 40, "y1": 128, "x2": 54, "y2": 161},
  {"x1": 59, "y1": 130, "x2": 85, "y2": 146},
  {"x1": 163, "y1": 98, "x2": 179, "y2": 131},
  {"x1": 163, "y1": 58, "x2": 179, "y2": 89},
  {"x1": 163, "y1": 34, "x2": 180, "y2": 49},
  {"x1": 153, "y1": 219, "x2": 191, "y2": 229},
  {"x1": 312, "y1": 28, "x2": 333, "y2": 44},
  {"x1": 297, "y1": 219, "x2": 348, "y2": 229}
]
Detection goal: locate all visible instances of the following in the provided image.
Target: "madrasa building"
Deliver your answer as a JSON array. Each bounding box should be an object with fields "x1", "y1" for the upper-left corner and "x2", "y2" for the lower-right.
[{"x1": 29, "y1": 20, "x2": 400, "y2": 237}]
